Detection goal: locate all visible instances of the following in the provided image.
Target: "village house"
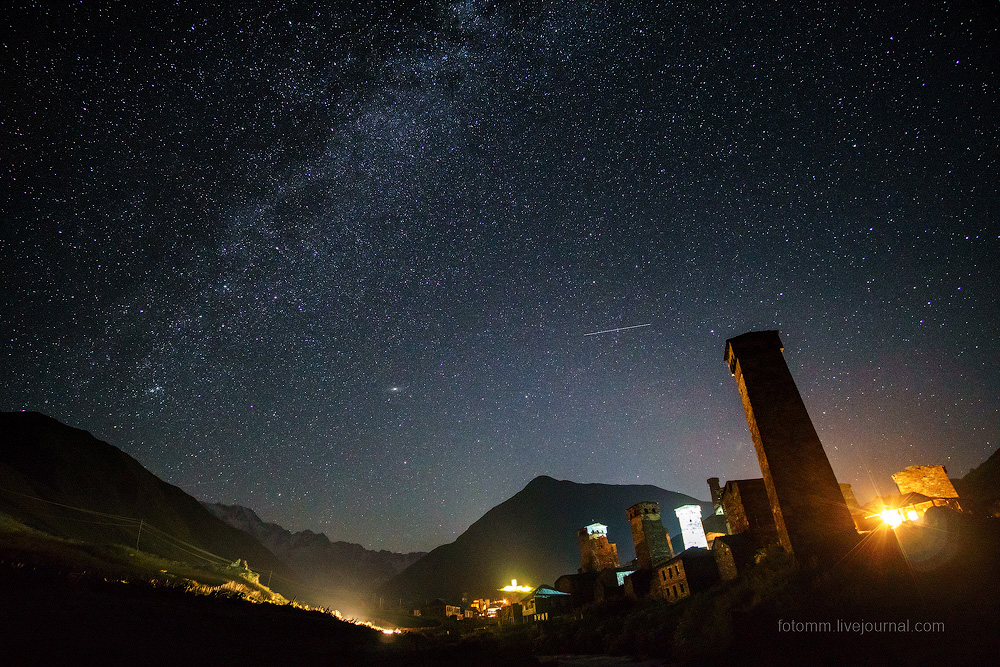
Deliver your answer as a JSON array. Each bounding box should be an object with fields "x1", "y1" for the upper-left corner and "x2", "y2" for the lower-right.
[
  {"x1": 520, "y1": 585, "x2": 572, "y2": 622},
  {"x1": 650, "y1": 547, "x2": 719, "y2": 602}
]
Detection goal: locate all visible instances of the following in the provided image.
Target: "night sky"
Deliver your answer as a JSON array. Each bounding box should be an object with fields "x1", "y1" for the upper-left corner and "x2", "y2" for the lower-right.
[{"x1": 4, "y1": 1, "x2": 998, "y2": 553}]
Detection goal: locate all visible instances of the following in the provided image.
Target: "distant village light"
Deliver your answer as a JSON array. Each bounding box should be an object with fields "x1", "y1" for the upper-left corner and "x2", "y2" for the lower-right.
[{"x1": 501, "y1": 579, "x2": 533, "y2": 593}]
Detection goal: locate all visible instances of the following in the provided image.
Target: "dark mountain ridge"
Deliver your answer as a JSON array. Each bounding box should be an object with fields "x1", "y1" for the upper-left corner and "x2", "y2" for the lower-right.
[
  {"x1": 0, "y1": 412, "x2": 302, "y2": 597},
  {"x1": 204, "y1": 501, "x2": 425, "y2": 609},
  {"x1": 380, "y1": 474, "x2": 712, "y2": 604},
  {"x1": 954, "y1": 447, "x2": 1000, "y2": 516}
]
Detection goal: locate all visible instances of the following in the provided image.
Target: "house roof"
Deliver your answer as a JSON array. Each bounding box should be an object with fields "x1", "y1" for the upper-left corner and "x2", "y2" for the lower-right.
[{"x1": 528, "y1": 585, "x2": 571, "y2": 599}]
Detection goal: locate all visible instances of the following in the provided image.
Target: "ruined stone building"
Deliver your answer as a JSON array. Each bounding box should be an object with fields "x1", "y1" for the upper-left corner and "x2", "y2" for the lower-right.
[
  {"x1": 846, "y1": 464, "x2": 965, "y2": 531},
  {"x1": 892, "y1": 465, "x2": 962, "y2": 512},
  {"x1": 497, "y1": 603, "x2": 523, "y2": 626},
  {"x1": 594, "y1": 566, "x2": 635, "y2": 600},
  {"x1": 577, "y1": 522, "x2": 619, "y2": 573},
  {"x1": 623, "y1": 568, "x2": 653, "y2": 600},
  {"x1": 555, "y1": 565, "x2": 635, "y2": 608},
  {"x1": 710, "y1": 478, "x2": 781, "y2": 581},
  {"x1": 708, "y1": 477, "x2": 724, "y2": 513},
  {"x1": 858, "y1": 464, "x2": 966, "y2": 528},
  {"x1": 712, "y1": 533, "x2": 759, "y2": 581},
  {"x1": 724, "y1": 330, "x2": 858, "y2": 561},
  {"x1": 840, "y1": 483, "x2": 861, "y2": 512}
]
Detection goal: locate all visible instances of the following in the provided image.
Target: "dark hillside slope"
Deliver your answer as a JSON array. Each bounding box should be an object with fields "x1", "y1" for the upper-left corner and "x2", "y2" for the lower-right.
[
  {"x1": 0, "y1": 412, "x2": 299, "y2": 596},
  {"x1": 955, "y1": 446, "x2": 1000, "y2": 515}
]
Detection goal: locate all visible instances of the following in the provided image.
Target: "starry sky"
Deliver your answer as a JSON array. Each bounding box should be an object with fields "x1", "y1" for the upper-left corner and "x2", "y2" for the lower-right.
[{"x1": 4, "y1": 1, "x2": 998, "y2": 553}]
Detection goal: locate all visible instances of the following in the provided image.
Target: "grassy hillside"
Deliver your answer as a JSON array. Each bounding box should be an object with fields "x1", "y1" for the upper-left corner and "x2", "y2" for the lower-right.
[{"x1": 0, "y1": 412, "x2": 311, "y2": 601}]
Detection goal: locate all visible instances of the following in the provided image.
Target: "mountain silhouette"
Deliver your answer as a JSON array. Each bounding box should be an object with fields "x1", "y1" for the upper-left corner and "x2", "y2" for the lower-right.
[
  {"x1": 955, "y1": 447, "x2": 1000, "y2": 516},
  {"x1": 379, "y1": 475, "x2": 711, "y2": 604},
  {"x1": 204, "y1": 501, "x2": 424, "y2": 610},
  {"x1": 0, "y1": 412, "x2": 300, "y2": 597}
]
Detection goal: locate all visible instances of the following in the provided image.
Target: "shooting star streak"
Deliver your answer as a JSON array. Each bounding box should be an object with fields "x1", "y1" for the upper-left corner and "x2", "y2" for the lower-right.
[{"x1": 583, "y1": 323, "x2": 652, "y2": 337}]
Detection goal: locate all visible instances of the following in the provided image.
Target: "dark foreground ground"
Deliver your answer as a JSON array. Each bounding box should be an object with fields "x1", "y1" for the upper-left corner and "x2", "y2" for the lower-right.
[
  {"x1": 0, "y1": 564, "x2": 540, "y2": 666},
  {"x1": 530, "y1": 508, "x2": 1000, "y2": 666},
  {"x1": 4, "y1": 508, "x2": 1000, "y2": 666}
]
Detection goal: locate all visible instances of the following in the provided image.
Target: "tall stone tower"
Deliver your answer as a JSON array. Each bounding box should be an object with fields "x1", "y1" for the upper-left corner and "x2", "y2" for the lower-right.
[
  {"x1": 626, "y1": 501, "x2": 674, "y2": 570},
  {"x1": 675, "y1": 504, "x2": 709, "y2": 549},
  {"x1": 577, "y1": 523, "x2": 619, "y2": 573},
  {"x1": 702, "y1": 477, "x2": 730, "y2": 548},
  {"x1": 724, "y1": 330, "x2": 857, "y2": 559},
  {"x1": 707, "y1": 477, "x2": 724, "y2": 515}
]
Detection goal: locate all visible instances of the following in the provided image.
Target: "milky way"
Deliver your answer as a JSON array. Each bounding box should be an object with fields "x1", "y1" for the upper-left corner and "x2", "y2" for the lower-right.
[{"x1": 4, "y1": 1, "x2": 998, "y2": 552}]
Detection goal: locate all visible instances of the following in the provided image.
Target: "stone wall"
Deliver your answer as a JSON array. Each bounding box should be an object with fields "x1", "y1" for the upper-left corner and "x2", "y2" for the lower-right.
[{"x1": 722, "y1": 478, "x2": 778, "y2": 544}]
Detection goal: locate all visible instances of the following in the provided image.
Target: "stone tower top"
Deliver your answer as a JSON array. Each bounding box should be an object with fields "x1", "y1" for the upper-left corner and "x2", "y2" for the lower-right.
[
  {"x1": 577, "y1": 522, "x2": 619, "y2": 573},
  {"x1": 626, "y1": 501, "x2": 661, "y2": 522},
  {"x1": 725, "y1": 329, "x2": 783, "y2": 375},
  {"x1": 578, "y1": 522, "x2": 609, "y2": 538},
  {"x1": 675, "y1": 504, "x2": 709, "y2": 549}
]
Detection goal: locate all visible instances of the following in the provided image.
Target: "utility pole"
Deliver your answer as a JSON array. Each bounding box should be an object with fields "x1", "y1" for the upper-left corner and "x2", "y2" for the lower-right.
[
  {"x1": 267, "y1": 570, "x2": 272, "y2": 587},
  {"x1": 135, "y1": 519, "x2": 144, "y2": 551}
]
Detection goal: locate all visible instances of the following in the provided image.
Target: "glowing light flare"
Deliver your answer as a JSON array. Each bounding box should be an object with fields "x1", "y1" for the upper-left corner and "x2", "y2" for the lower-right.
[
  {"x1": 880, "y1": 509, "x2": 904, "y2": 528},
  {"x1": 870, "y1": 505, "x2": 925, "y2": 529}
]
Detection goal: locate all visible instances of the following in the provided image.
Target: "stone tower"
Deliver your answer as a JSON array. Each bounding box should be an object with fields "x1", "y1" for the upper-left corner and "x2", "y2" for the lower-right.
[
  {"x1": 702, "y1": 477, "x2": 730, "y2": 548},
  {"x1": 707, "y1": 477, "x2": 724, "y2": 514},
  {"x1": 577, "y1": 523, "x2": 619, "y2": 573},
  {"x1": 627, "y1": 501, "x2": 674, "y2": 570},
  {"x1": 724, "y1": 330, "x2": 857, "y2": 559},
  {"x1": 675, "y1": 504, "x2": 709, "y2": 549}
]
